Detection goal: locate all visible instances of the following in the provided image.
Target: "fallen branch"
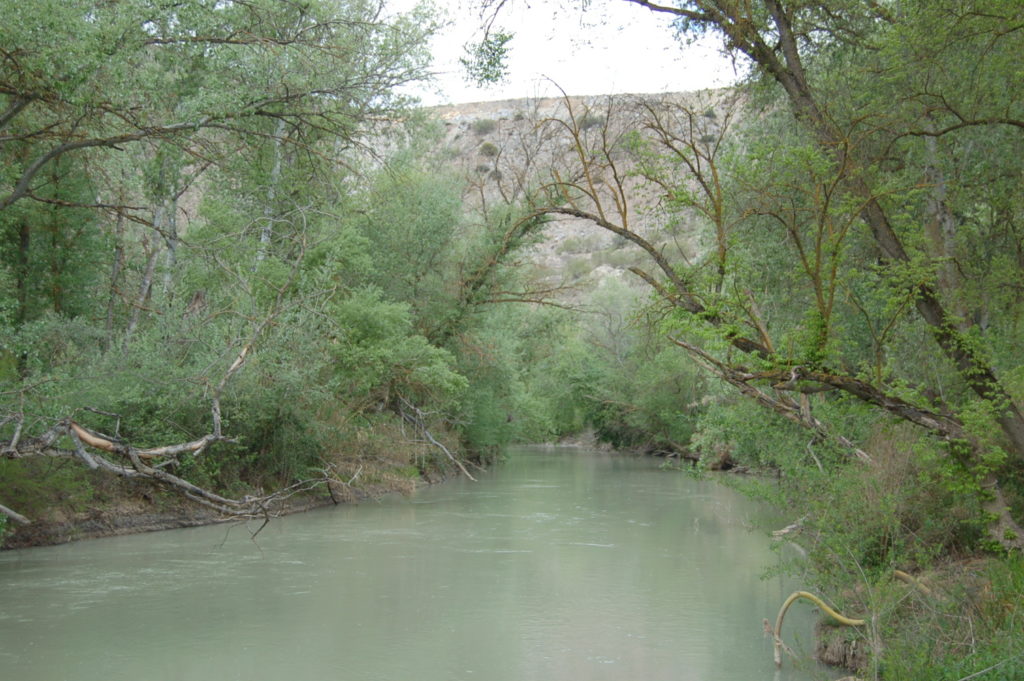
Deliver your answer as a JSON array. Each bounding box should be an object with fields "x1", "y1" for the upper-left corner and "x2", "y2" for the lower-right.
[
  {"x1": 2, "y1": 413, "x2": 337, "y2": 525},
  {"x1": 0, "y1": 233, "x2": 336, "y2": 531},
  {"x1": 771, "y1": 516, "x2": 806, "y2": 539},
  {"x1": 397, "y1": 395, "x2": 477, "y2": 482},
  {"x1": 0, "y1": 503, "x2": 30, "y2": 526}
]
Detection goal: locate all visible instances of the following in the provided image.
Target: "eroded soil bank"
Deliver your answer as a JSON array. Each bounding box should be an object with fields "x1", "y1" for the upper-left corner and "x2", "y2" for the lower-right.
[{"x1": 1, "y1": 467, "x2": 448, "y2": 550}]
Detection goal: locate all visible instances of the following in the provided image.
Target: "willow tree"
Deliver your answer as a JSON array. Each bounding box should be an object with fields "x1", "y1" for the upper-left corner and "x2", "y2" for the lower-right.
[
  {"x1": 0, "y1": 0, "x2": 440, "y2": 528},
  {"x1": 479, "y1": 0, "x2": 1024, "y2": 550},
  {"x1": 635, "y1": 0, "x2": 1024, "y2": 550}
]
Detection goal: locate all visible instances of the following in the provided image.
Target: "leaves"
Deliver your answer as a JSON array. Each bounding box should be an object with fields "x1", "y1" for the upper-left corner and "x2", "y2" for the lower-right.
[{"x1": 460, "y1": 30, "x2": 514, "y2": 86}]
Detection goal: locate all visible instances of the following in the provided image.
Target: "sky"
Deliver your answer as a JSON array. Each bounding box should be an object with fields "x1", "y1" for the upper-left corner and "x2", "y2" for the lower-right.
[{"x1": 389, "y1": 0, "x2": 743, "y2": 105}]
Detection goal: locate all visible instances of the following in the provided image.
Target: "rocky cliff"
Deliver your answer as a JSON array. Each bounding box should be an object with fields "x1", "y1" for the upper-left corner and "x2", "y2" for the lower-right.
[{"x1": 430, "y1": 91, "x2": 729, "y2": 301}]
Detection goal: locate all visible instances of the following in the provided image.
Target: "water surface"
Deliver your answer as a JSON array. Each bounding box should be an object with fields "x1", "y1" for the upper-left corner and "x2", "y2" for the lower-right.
[{"x1": 0, "y1": 447, "x2": 831, "y2": 680}]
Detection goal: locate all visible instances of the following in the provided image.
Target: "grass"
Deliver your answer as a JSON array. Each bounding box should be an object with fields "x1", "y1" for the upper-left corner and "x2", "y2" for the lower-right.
[{"x1": 873, "y1": 556, "x2": 1024, "y2": 680}]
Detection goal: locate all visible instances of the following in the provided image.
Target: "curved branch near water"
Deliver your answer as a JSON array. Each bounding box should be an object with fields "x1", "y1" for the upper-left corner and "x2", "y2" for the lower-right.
[{"x1": 772, "y1": 591, "x2": 865, "y2": 668}]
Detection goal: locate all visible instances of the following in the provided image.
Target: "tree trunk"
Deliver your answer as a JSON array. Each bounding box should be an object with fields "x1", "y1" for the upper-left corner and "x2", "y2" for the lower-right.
[
  {"x1": 125, "y1": 240, "x2": 160, "y2": 343},
  {"x1": 627, "y1": 0, "x2": 1024, "y2": 547},
  {"x1": 15, "y1": 219, "x2": 30, "y2": 328},
  {"x1": 256, "y1": 118, "x2": 287, "y2": 266},
  {"x1": 923, "y1": 135, "x2": 963, "y2": 313},
  {"x1": 159, "y1": 197, "x2": 178, "y2": 300},
  {"x1": 746, "y1": 0, "x2": 1024, "y2": 462},
  {"x1": 104, "y1": 212, "x2": 125, "y2": 351}
]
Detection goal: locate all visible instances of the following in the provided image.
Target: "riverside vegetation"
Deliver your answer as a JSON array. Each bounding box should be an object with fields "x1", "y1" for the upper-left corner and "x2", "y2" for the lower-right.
[{"x1": 2, "y1": 1, "x2": 1024, "y2": 678}]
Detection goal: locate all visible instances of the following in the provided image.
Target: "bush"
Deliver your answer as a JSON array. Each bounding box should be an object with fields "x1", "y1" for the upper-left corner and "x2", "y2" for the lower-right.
[
  {"x1": 579, "y1": 113, "x2": 605, "y2": 130},
  {"x1": 0, "y1": 458, "x2": 96, "y2": 519},
  {"x1": 472, "y1": 118, "x2": 497, "y2": 135},
  {"x1": 555, "y1": 233, "x2": 603, "y2": 255},
  {"x1": 478, "y1": 141, "x2": 499, "y2": 157},
  {"x1": 875, "y1": 556, "x2": 1024, "y2": 680}
]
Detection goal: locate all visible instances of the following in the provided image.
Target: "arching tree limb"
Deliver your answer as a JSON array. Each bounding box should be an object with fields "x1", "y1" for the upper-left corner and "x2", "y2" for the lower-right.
[{"x1": 771, "y1": 591, "x2": 865, "y2": 668}]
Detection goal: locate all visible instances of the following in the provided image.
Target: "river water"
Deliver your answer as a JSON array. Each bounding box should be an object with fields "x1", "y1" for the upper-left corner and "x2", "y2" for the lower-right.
[{"x1": 0, "y1": 447, "x2": 834, "y2": 681}]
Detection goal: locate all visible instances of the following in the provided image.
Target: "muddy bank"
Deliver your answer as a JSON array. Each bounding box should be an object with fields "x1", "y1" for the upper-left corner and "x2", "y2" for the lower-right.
[
  {"x1": 815, "y1": 621, "x2": 869, "y2": 672},
  {"x1": 2, "y1": 489, "x2": 340, "y2": 550},
  {"x1": 1, "y1": 470, "x2": 452, "y2": 550},
  {"x1": 4, "y1": 501, "x2": 228, "y2": 549}
]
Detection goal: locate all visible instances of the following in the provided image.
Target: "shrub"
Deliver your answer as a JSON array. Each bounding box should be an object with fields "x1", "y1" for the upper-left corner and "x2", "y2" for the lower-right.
[
  {"x1": 556, "y1": 234, "x2": 603, "y2": 255},
  {"x1": 565, "y1": 257, "x2": 592, "y2": 280},
  {"x1": 875, "y1": 556, "x2": 1024, "y2": 680},
  {"x1": 579, "y1": 113, "x2": 605, "y2": 130},
  {"x1": 472, "y1": 118, "x2": 497, "y2": 135}
]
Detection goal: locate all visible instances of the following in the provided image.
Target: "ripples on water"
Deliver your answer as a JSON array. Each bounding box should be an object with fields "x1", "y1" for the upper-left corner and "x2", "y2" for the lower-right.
[{"x1": 0, "y1": 447, "x2": 837, "y2": 681}]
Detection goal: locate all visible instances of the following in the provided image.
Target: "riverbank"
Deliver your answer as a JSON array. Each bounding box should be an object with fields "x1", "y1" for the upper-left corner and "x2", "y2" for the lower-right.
[
  {"x1": 0, "y1": 459, "x2": 462, "y2": 550},
  {"x1": 0, "y1": 438, "x2": 696, "y2": 550},
  {"x1": 1, "y1": 490, "x2": 332, "y2": 550},
  {"x1": 803, "y1": 556, "x2": 1024, "y2": 679}
]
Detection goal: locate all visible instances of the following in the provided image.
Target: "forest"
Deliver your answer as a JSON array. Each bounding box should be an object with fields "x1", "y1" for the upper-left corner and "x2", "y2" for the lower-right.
[{"x1": 2, "y1": 1, "x2": 1024, "y2": 678}]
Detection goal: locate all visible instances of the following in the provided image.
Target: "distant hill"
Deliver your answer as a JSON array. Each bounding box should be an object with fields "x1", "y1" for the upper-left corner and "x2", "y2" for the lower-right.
[{"x1": 428, "y1": 91, "x2": 728, "y2": 302}]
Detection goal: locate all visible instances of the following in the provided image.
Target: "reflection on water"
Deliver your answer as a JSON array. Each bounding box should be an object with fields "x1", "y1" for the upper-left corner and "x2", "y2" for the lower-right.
[{"x1": 0, "y1": 447, "x2": 835, "y2": 681}]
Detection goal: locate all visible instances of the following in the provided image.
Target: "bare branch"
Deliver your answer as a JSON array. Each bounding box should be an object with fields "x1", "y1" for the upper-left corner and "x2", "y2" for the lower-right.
[
  {"x1": 0, "y1": 503, "x2": 30, "y2": 526},
  {"x1": 0, "y1": 95, "x2": 30, "y2": 131},
  {"x1": 397, "y1": 395, "x2": 476, "y2": 481}
]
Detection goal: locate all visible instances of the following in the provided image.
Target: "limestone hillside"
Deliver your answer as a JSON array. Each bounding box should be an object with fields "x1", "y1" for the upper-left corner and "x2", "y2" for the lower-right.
[{"x1": 429, "y1": 91, "x2": 735, "y2": 301}]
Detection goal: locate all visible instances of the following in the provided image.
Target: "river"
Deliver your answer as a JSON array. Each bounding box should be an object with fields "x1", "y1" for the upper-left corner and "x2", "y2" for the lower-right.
[{"x1": 0, "y1": 447, "x2": 835, "y2": 680}]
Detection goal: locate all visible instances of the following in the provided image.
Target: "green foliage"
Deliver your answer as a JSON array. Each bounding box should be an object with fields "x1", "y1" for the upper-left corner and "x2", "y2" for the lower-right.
[
  {"x1": 0, "y1": 160, "x2": 106, "y2": 325},
  {"x1": 0, "y1": 0, "x2": 615, "y2": 533},
  {"x1": 0, "y1": 458, "x2": 96, "y2": 520},
  {"x1": 455, "y1": 305, "x2": 561, "y2": 450},
  {"x1": 874, "y1": 556, "x2": 1024, "y2": 680},
  {"x1": 0, "y1": 0, "x2": 475, "y2": 512},
  {"x1": 496, "y1": 279, "x2": 709, "y2": 451},
  {"x1": 350, "y1": 161, "x2": 463, "y2": 320},
  {"x1": 460, "y1": 31, "x2": 514, "y2": 86},
  {"x1": 472, "y1": 118, "x2": 498, "y2": 135},
  {"x1": 330, "y1": 288, "x2": 467, "y2": 407}
]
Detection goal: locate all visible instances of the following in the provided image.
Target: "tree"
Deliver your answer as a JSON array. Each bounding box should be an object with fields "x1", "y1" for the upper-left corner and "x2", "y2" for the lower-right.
[
  {"x1": 479, "y1": 0, "x2": 1024, "y2": 550},
  {"x1": 625, "y1": 0, "x2": 1024, "y2": 549},
  {"x1": 625, "y1": 0, "x2": 1024, "y2": 453},
  {"x1": 0, "y1": 0, "x2": 435, "y2": 209},
  {"x1": 0, "y1": 0, "x2": 443, "y2": 530}
]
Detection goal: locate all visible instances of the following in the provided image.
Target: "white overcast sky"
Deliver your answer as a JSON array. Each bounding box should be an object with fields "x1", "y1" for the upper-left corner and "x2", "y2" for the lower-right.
[{"x1": 388, "y1": 0, "x2": 743, "y2": 105}]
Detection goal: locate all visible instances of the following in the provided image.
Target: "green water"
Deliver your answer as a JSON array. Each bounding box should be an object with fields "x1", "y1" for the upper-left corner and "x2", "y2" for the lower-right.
[{"x1": 0, "y1": 447, "x2": 834, "y2": 680}]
